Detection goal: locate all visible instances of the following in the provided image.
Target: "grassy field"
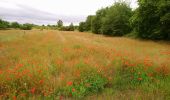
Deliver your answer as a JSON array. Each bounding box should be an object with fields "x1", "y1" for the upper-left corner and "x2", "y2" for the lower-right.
[{"x1": 0, "y1": 30, "x2": 170, "y2": 99}]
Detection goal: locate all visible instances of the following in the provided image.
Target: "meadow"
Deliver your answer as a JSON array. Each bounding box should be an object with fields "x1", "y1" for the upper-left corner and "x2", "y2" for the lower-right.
[{"x1": 0, "y1": 30, "x2": 170, "y2": 99}]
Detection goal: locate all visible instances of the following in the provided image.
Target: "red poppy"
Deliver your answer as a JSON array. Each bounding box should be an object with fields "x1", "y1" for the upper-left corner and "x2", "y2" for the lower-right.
[
  {"x1": 67, "y1": 81, "x2": 73, "y2": 86},
  {"x1": 138, "y1": 78, "x2": 142, "y2": 81},
  {"x1": 30, "y1": 87, "x2": 36, "y2": 94},
  {"x1": 13, "y1": 96, "x2": 17, "y2": 100},
  {"x1": 39, "y1": 79, "x2": 44, "y2": 84},
  {"x1": 0, "y1": 70, "x2": 3, "y2": 74},
  {"x1": 60, "y1": 95, "x2": 63, "y2": 100},
  {"x1": 72, "y1": 88, "x2": 76, "y2": 92},
  {"x1": 18, "y1": 64, "x2": 23, "y2": 67},
  {"x1": 147, "y1": 73, "x2": 153, "y2": 77}
]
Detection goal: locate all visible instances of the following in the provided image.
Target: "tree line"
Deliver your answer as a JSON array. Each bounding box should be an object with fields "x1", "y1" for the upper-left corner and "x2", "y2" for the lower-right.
[
  {"x1": 0, "y1": 19, "x2": 34, "y2": 30},
  {"x1": 0, "y1": 19, "x2": 77, "y2": 31},
  {"x1": 79, "y1": 0, "x2": 170, "y2": 40}
]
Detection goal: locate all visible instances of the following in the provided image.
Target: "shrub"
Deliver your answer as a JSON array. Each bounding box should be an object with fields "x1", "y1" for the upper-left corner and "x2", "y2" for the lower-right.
[
  {"x1": 20, "y1": 24, "x2": 33, "y2": 30},
  {"x1": 0, "y1": 19, "x2": 10, "y2": 30},
  {"x1": 11, "y1": 22, "x2": 20, "y2": 29},
  {"x1": 78, "y1": 22, "x2": 86, "y2": 32}
]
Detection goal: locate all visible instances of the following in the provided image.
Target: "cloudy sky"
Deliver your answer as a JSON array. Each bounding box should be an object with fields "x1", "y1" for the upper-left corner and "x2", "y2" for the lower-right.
[{"x1": 0, "y1": 0, "x2": 138, "y2": 25}]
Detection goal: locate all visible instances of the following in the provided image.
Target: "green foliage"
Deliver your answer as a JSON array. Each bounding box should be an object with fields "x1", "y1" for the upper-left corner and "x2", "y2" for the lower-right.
[
  {"x1": 46, "y1": 24, "x2": 57, "y2": 30},
  {"x1": 11, "y1": 22, "x2": 20, "y2": 29},
  {"x1": 78, "y1": 0, "x2": 169, "y2": 40},
  {"x1": 0, "y1": 19, "x2": 10, "y2": 29},
  {"x1": 20, "y1": 23, "x2": 33, "y2": 30},
  {"x1": 113, "y1": 62, "x2": 170, "y2": 93},
  {"x1": 78, "y1": 22, "x2": 86, "y2": 32},
  {"x1": 131, "y1": 0, "x2": 170, "y2": 40},
  {"x1": 91, "y1": 8, "x2": 108, "y2": 34},
  {"x1": 0, "y1": 19, "x2": 34, "y2": 30},
  {"x1": 101, "y1": 2, "x2": 132, "y2": 36},
  {"x1": 60, "y1": 23, "x2": 75, "y2": 31},
  {"x1": 78, "y1": 15, "x2": 94, "y2": 32},
  {"x1": 79, "y1": 2, "x2": 132, "y2": 36},
  {"x1": 57, "y1": 20, "x2": 63, "y2": 28},
  {"x1": 84, "y1": 15, "x2": 94, "y2": 31},
  {"x1": 64, "y1": 70, "x2": 107, "y2": 98},
  {"x1": 68, "y1": 23, "x2": 74, "y2": 31}
]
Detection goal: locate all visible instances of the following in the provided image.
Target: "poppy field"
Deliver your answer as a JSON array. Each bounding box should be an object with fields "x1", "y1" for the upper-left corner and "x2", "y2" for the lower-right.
[{"x1": 0, "y1": 30, "x2": 170, "y2": 99}]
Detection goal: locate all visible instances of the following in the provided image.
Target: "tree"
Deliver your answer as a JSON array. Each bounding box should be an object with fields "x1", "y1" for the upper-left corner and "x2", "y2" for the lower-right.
[
  {"x1": 68, "y1": 23, "x2": 74, "y2": 31},
  {"x1": 85, "y1": 15, "x2": 94, "y2": 31},
  {"x1": 131, "y1": 0, "x2": 170, "y2": 40},
  {"x1": 91, "y1": 8, "x2": 108, "y2": 34},
  {"x1": 11, "y1": 22, "x2": 20, "y2": 28},
  {"x1": 20, "y1": 23, "x2": 33, "y2": 30},
  {"x1": 57, "y1": 20, "x2": 63, "y2": 28},
  {"x1": 101, "y1": 2, "x2": 132, "y2": 36},
  {"x1": 0, "y1": 19, "x2": 9, "y2": 29},
  {"x1": 78, "y1": 22, "x2": 86, "y2": 32}
]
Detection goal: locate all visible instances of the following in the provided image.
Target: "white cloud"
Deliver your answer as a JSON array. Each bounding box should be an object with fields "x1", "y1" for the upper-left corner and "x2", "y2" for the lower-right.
[{"x1": 0, "y1": 0, "x2": 138, "y2": 25}]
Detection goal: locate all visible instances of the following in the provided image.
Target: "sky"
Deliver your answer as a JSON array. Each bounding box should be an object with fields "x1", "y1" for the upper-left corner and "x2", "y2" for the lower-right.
[{"x1": 0, "y1": 0, "x2": 138, "y2": 25}]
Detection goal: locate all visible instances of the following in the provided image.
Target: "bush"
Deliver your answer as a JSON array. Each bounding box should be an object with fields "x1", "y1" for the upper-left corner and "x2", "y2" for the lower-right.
[
  {"x1": 11, "y1": 22, "x2": 20, "y2": 29},
  {"x1": 78, "y1": 22, "x2": 86, "y2": 32},
  {"x1": 20, "y1": 24, "x2": 33, "y2": 30},
  {"x1": 59, "y1": 23, "x2": 75, "y2": 31},
  {"x1": 0, "y1": 19, "x2": 10, "y2": 30}
]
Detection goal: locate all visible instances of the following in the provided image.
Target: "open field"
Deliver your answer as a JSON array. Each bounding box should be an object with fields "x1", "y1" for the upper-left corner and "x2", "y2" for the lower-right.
[{"x1": 0, "y1": 30, "x2": 170, "y2": 99}]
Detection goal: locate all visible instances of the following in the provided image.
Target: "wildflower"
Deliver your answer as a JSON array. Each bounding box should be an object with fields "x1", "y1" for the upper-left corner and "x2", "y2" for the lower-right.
[
  {"x1": 13, "y1": 96, "x2": 17, "y2": 100},
  {"x1": 72, "y1": 88, "x2": 76, "y2": 92},
  {"x1": 143, "y1": 56, "x2": 153, "y2": 67},
  {"x1": 28, "y1": 74, "x2": 33, "y2": 78},
  {"x1": 0, "y1": 70, "x2": 3, "y2": 74},
  {"x1": 97, "y1": 68, "x2": 102, "y2": 73},
  {"x1": 39, "y1": 79, "x2": 44, "y2": 84},
  {"x1": 67, "y1": 81, "x2": 73, "y2": 86},
  {"x1": 155, "y1": 65, "x2": 169, "y2": 76},
  {"x1": 17, "y1": 64, "x2": 23, "y2": 67},
  {"x1": 56, "y1": 59, "x2": 63, "y2": 65},
  {"x1": 30, "y1": 87, "x2": 36, "y2": 94},
  {"x1": 124, "y1": 61, "x2": 130, "y2": 66},
  {"x1": 138, "y1": 78, "x2": 142, "y2": 81},
  {"x1": 22, "y1": 69, "x2": 30, "y2": 75},
  {"x1": 147, "y1": 73, "x2": 153, "y2": 77},
  {"x1": 60, "y1": 95, "x2": 63, "y2": 100},
  {"x1": 37, "y1": 69, "x2": 42, "y2": 73},
  {"x1": 43, "y1": 92, "x2": 48, "y2": 97}
]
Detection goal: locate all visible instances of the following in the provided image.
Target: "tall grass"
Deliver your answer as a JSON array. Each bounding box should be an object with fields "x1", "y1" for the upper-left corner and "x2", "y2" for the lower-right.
[{"x1": 0, "y1": 30, "x2": 169, "y2": 99}]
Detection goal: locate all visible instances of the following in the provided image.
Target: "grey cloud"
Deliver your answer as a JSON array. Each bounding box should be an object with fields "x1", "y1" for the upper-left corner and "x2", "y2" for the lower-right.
[{"x1": 0, "y1": 4, "x2": 85, "y2": 25}]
